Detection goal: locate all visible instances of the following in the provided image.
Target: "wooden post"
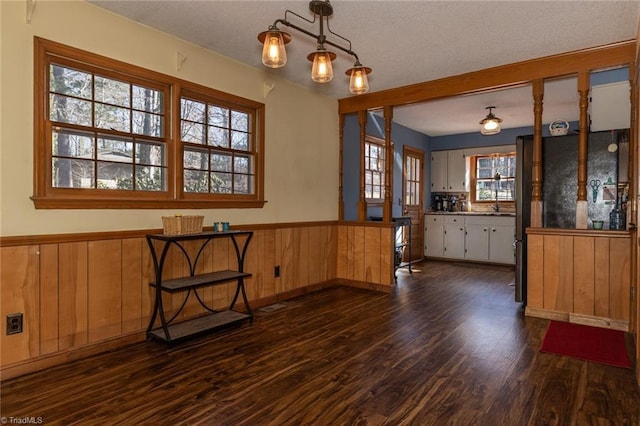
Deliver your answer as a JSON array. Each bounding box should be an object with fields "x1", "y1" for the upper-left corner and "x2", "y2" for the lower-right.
[
  {"x1": 576, "y1": 72, "x2": 590, "y2": 229},
  {"x1": 383, "y1": 106, "x2": 393, "y2": 222},
  {"x1": 531, "y1": 79, "x2": 544, "y2": 227},
  {"x1": 338, "y1": 114, "x2": 345, "y2": 221},
  {"x1": 357, "y1": 110, "x2": 368, "y2": 222}
]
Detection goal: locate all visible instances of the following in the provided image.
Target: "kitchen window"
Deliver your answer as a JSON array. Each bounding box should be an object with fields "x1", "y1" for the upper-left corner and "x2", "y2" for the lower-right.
[
  {"x1": 32, "y1": 37, "x2": 265, "y2": 209},
  {"x1": 470, "y1": 153, "x2": 516, "y2": 203},
  {"x1": 364, "y1": 136, "x2": 386, "y2": 202}
]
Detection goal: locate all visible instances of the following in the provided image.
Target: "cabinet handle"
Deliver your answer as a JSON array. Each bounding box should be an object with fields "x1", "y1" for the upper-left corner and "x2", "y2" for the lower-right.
[
  {"x1": 483, "y1": 228, "x2": 487, "y2": 232},
  {"x1": 492, "y1": 228, "x2": 496, "y2": 232}
]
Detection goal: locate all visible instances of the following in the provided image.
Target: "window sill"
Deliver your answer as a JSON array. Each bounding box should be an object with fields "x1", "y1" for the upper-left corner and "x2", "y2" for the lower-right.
[{"x1": 31, "y1": 196, "x2": 266, "y2": 210}]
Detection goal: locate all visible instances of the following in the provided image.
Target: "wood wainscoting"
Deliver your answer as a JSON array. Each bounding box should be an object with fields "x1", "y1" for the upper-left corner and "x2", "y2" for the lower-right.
[
  {"x1": 0, "y1": 221, "x2": 397, "y2": 379},
  {"x1": 525, "y1": 227, "x2": 631, "y2": 330}
]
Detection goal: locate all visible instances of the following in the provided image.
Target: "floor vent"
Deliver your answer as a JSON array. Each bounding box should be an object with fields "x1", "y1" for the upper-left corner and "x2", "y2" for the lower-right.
[{"x1": 259, "y1": 303, "x2": 287, "y2": 313}]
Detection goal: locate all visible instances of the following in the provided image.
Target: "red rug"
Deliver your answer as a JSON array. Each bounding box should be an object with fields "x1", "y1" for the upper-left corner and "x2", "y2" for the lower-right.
[{"x1": 540, "y1": 321, "x2": 631, "y2": 368}]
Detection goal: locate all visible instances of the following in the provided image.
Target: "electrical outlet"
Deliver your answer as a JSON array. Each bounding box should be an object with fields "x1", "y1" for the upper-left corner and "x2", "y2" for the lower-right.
[
  {"x1": 274, "y1": 265, "x2": 280, "y2": 278},
  {"x1": 7, "y1": 313, "x2": 23, "y2": 335}
]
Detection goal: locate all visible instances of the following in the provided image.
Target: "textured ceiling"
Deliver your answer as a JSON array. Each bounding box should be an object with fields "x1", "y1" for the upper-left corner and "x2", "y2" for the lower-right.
[{"x1": 89, "y1": 0, "x2": 639, "y2": 136}]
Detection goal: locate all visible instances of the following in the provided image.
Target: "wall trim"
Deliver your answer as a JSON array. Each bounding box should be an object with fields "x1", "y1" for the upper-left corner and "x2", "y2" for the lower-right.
[
  {"x1": 0, "y1": 220, "x2": 339, "y2": 247},
  {"x1": 525, "y1": 307, "x2": 629, "y2": 331}
]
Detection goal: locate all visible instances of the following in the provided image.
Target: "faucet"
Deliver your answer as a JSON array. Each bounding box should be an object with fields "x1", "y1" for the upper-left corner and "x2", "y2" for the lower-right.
[{"x1": 493, "y1": 172, "x2": 501, "y2": 212}]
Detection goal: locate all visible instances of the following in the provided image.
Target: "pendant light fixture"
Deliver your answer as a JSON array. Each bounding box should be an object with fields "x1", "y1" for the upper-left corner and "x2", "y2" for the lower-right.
[
  {"x1": 258, "y1": 0, "x2": 372, "y2": 95},
  {"x1": 479, "y1": 106, "x2": 503, "y2": 135}
]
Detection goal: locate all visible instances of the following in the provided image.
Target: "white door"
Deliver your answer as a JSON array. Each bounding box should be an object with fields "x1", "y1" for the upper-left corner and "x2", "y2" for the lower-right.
[
  {"x1": 425, "y1": 215, "x2": 444, "y2": 257},
  {"x1": 447, "y1": 150, "x2": 466, "y2": 192},
  {"x1": 444, "y1": 222, "x2": 465, "y2": 259},
  {"x1": 431, "y1": 150, "x2": 447, "y2": 191},
  {"x1": 489, "y1": 224, "x2": 516, "y2": 264},
  {"x1": 465, "y1": 224, "x2": 489, "y2": 261}
]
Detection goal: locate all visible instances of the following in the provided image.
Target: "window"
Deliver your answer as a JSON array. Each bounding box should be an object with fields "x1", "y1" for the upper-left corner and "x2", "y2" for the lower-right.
[
  {"x1": 471, "y1": 153, "x2": 516, "y2": 202},
  {"x1": 364, "y1": 136, "x2": 386, "y2": 201},
  {"x1": 33, "y1": 37, "x2": 264, "y2": 209}
]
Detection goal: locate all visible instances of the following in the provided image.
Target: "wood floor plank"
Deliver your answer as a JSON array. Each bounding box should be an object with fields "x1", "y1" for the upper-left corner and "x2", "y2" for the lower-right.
[{"x1": 1, "y1": 260, "x2": 638, "y2": 425}]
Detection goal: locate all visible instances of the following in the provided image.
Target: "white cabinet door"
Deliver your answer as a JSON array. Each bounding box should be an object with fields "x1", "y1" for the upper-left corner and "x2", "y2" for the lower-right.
[
  {"x1": 447, "y1": 149, "x2": 466, "y2": 192},
  {"x1": 489, "y1": 224, "x2": 515, "y2": 264},
  {"x1": 465, "y1": 223, "x2": 489, "y2": 261},
  {"x1": 425, "y1": 215, "x2": 444, "y2": 257},
  {"x1": 443, "y1": 217, "x2": 465, "y2": 259},
  {"x1": 431, "y1": 151, "x2": 447, "y2": 192}
]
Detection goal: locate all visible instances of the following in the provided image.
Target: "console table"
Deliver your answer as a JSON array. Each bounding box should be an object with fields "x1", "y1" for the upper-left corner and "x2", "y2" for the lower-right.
[{"x1": 145, "y1": 230, "x2": 253, "y2": 343}]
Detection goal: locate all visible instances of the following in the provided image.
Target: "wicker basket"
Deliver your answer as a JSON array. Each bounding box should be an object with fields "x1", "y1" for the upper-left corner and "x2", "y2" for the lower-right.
[{"x1": 162, "y1": 215, "x2": 204, "y2": 235}]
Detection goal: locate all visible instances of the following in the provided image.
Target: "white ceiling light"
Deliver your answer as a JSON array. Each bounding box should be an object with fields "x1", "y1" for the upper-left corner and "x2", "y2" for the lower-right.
[{"x1": 479, "y1": 106, "x2": 503, "y2": 135}]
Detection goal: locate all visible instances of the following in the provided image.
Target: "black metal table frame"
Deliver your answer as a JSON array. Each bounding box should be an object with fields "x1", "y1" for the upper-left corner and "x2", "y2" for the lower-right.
[{"x1": 145, "y1": 230, "x2": 253, "y2": 342}]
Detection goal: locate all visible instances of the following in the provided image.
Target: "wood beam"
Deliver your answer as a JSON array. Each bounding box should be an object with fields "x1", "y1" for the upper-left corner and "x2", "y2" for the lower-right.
[
  {"x1": 338, "y1": 114, "x2": 345, "y2": 221},
  {"x1": 339, "y1": 41, "x2": 635, "y2": 114},
  {"x1": 383, "y1": 106, "x2": 393, "y2": 222},
  {"x1": 357, "y1": 110, "x2": 368, "y2": 222},
  {"x1": 576, "y1": 72, "x2": 590, "y2": 229},
  {"x1": 531, "y1": 79, "x2": 544, "y2": 228}
]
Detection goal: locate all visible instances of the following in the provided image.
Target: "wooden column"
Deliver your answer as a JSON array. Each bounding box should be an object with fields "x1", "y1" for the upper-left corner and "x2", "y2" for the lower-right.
[
  {"x1": 383, "y1": 106, "x2": 393, "y2": 222},
  {"x1": 531, "y1": 79, "x2": 544, "y2": 227},
  {"x1": 338, "y1": 114, "x2": 345, "y2": 221},
  {"x1": 576, "y1": 72, "x2": 590, "y2": 229},
  {"x1": 357, "y1": 110, "x2": 368, "y2": 222}
]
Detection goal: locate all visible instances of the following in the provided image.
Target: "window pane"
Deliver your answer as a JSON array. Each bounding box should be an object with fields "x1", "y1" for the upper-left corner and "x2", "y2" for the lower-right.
[
  {"x1": 208, "y1": 126, "x2": 229, "y2": 148},
  {"x1": 133, "y1": 111, "x2": 163, "y2": 137},
  {"x1": 208, "y1": 105, "x2": 229, "y2": 127},
  {"x1": 98, "y1": 162, "x2": 133, "y2": 190},
  {"x1": 234, "y1": 174, "x2": 250, "y2": 194},
  {"x1": 97, "y1": 136, "x2": 133, "y2": 163},
  {"x1": 137, "y1": 141, "x2": 165, "y2": 166},
  {"x1": 52, "y1": 129, "x2": 94, "y2": 158},
  {"x1": 231, "y1": 131, "x2": 249, "y2": 151},
  {"x1": 184, "y1": 149, "x2": 208, "y2": 170},
  {"x1": 231, "y1": 110, "x2": 248, "y2": 131},
  {"x1": 95, "y1": 76, "x2": 130, "y2": 108},
  {"x1": 136, "y1": 165, "x2": 166, "y2": 191},
  {"x1": 476, "y1": 180, "x2": 493, "y2": 201},
  {"x1": 181, "y1": 98, "x2": 205, "y2": 123},
  {"x1": 50, "y1": 94, "x2": 92, "y2": 126},
  {"x1": 211, "y1": 153, "x2": 232, "y2": 172},
  {"x1": 95, "y1": 103, "x2": 131, "y2": 133},
  {"x1": 184, "y1": 169, "x2": 209, "y2": 193},
  {"x1": 211, "y1": 172, "x2": 232, "y2": 193},
  {"x1": 53, "y1": 158, "x2": 94, "y2": 188},
  {"x1": 50, "y1": 64, "x2": 91, "y2": 99},
  {"x1": 132, "y1": 86, "x2": 163, "y2": 113},
  {"x1": 181, "y1": 121, "x2": 205, "y2": 144},
  {"x1": 234, "y1": 155, "x2": 250, "y2": 174}
]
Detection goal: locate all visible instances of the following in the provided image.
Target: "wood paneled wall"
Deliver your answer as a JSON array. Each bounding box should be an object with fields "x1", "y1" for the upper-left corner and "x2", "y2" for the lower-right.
[
  {"x1": 526, "y1": 228, "x2": 631, "y2": 330},
  {"x1": 336, "y1": 223, "x2": 395, "y2": 287},
  {"x1": 2, "y1": 223, "x2": 379, "y2": 378}
]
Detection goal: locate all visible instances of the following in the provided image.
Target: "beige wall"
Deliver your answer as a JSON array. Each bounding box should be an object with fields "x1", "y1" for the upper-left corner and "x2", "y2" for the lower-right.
[{"x1": 0, "y1": 0, "x2": 339, "y2": 237}]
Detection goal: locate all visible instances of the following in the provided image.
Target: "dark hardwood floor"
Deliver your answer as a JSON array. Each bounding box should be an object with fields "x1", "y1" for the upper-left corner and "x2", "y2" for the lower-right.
[{"x1": 2, "y1": 260, "x2": 639, "y2": 425}]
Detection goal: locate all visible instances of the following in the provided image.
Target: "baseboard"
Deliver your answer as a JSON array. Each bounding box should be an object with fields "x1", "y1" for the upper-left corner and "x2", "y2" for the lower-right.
[
  {"x1": 525, "y1": 307, "x2": 629, "y2": 332},
  {"x1": 0, "y1": 332, "x2": 145, "y2": 381},
  {"x1": 335, "y1": 278, "x2": 394, "y2": 293}
]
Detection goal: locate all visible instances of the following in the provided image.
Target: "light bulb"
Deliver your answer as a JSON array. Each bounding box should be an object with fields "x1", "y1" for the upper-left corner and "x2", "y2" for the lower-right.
[
  {"x1": 311, "y1": 51, "x2": 334, "y2": 83},
  {"x1": 261, "y1": 31, "x2": 286, "y2": 68},
  {"x1": 349, "y1": 68, "x2": 369, "y2": 95}
]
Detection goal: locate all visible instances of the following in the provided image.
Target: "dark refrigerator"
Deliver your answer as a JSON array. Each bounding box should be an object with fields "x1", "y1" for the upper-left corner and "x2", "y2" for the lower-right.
[
  {"x1": 515, "y1": 135, "x2": 533, "y2": 304},
  {"x1": 514, "y1": 130, "x2": 625, "y2": 304}
]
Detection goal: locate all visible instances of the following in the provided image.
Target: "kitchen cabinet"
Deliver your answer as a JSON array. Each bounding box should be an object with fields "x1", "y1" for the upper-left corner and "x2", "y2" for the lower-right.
[
  {"x1": 447, "y1": 149, "x2": 467, "y2": 192},
  {"x1": 425, "y1": 214, "x2": 515, "y2": 265},
  {"x1": 425, "y1": 214, "x2": 445, "y2": 257},
  {"x1": 443, "y1": 216, "x2": 465, "y2": 259},
  {"x1": 464, "y1": 222, "x2": 490, "y2": 261},
  {"x1": 430, "y1": 149, "x2": 466, "y2": 192},
  {"x1": 431, "y1": 150, "x2": 448, "y2": 191},
  {"x1": 489, "y1": 223, "x2": 516, "y2": 263}
]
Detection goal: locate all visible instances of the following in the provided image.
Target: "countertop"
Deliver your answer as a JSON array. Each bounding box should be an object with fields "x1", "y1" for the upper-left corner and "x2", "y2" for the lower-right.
[{"x1": 425, "y1": 211, "x2": 516, "y2": 217}]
